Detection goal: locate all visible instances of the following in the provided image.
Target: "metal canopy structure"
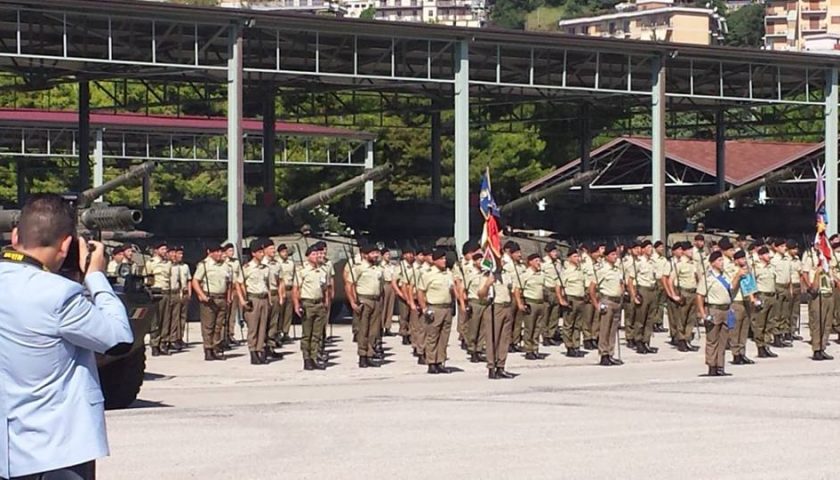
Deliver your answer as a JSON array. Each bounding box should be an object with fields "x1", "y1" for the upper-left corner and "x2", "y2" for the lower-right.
[
  {"x1": 522, "y1": 136, "x2": 826, "y2": 193},
  {"x1": 0, "y1": 0, "x2": 838, "y2": 247}
]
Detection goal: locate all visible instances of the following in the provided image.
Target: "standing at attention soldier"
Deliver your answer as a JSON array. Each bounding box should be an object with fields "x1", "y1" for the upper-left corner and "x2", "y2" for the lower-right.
[
  {"x1": 417, "y1": 248, "x2": 456, "y2": 374},
  {"x1": 148, "y1": 241, "x2": 173, "y2": 357},
  {"x1": 293, "y1": 245, "x2": 328, "y2": 371},
  {"x1": 588, "y1": 245, "x2": 624, "y2": 366},
  {"x1": 192, "y1": 244, "x2": 231, "y2": 361}
]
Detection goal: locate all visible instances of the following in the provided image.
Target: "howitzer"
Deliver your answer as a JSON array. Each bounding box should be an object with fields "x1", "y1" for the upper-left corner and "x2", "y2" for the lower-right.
[
  {"x1": 684, "y1": 167, "x2": 794, "y2": 217},
  {"x1": 500, "y1": 170, "x2": 599, "y2": 216},
  {"x1": 0, "y1": 162, "x2": 153, "y2": 234},
  {"x1": 286, "y1": 163, "x2": 394, "y2": 218}
]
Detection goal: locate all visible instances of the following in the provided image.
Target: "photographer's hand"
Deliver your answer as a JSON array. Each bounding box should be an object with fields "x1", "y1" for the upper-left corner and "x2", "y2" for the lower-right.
[{"x1": 80, "y1": 239, "x2": 106, "y2": 274}]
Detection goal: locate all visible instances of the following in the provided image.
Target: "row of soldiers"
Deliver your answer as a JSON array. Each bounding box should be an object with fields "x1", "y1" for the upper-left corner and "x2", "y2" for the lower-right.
[{"x1": 106, "y1": 232, "x2": 840, "y2": 378}]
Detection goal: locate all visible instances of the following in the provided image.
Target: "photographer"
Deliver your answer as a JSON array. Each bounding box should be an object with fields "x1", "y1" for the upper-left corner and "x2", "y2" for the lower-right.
[{"x1": 0, "y1": 194, "x2": 132, "y2": 480}]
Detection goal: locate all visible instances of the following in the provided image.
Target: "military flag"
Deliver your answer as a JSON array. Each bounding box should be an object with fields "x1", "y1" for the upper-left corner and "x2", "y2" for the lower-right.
[
  {"x1": 814, "y1": 170, "x2": 832, "y2": 272},
  {"x1": 479, "y1": 168, "x2": 501, "y2": 272}
]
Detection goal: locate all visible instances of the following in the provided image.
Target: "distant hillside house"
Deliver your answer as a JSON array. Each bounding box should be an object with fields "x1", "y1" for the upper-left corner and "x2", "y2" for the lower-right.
[
  {"x1": 557, "y1": 0, "x2": 726, "y2": 45},
  {"x1": 220, "y1": 0, "x2": 347, "y2": 16}
]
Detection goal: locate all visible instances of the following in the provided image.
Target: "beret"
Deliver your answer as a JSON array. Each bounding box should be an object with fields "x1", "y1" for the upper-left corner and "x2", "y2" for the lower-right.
[{"x1": 709, "y1": 251, "x2": 723, "y2": 263}]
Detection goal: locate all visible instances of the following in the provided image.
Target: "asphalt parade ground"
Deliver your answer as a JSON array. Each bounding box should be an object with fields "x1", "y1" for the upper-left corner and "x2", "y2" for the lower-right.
[{"x1": 101, "y1": 318, "x2": 840, "y2": 480}]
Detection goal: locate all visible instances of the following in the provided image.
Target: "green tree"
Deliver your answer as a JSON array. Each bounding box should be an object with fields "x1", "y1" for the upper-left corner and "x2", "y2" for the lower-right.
[
  {"x1": 360, "y1": 6, "x2": 377, "y2": 19},
  {"x1": 725, "y1": 3, "x2": 765, "y2": 48}
]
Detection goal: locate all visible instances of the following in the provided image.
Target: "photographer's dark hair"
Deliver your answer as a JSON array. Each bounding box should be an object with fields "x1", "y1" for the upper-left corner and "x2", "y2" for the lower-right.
[{"x1": 17, "y1": 194, "x2": 76, "y2": 248}]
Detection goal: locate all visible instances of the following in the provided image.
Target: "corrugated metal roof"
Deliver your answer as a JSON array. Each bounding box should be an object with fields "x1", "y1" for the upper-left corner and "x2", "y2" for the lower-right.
[{"x1": 521, "y1": 136, "x2": 823, "y2": 192}]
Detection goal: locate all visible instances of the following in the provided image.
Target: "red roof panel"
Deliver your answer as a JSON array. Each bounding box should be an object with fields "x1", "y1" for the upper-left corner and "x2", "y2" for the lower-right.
[{"x1": 0, "y1": 108, "x2": 375, "y2": 141}]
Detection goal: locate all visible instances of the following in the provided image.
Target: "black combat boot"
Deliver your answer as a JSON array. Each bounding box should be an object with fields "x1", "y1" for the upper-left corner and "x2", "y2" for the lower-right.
[
  {"x1": 304, "y1": 359, "x2": 315, "y2": 370},
  {"x1": 204, "y1": 349, "x2": 215, "y2": 361},
  {"x1": 525, "y1": 352, "x2": 539, "y2": 360},
  {"x1": 732, "y1": 355, "x2": 744, "y2": 365},
  {"x1": 677, "y1": 340, "x2": 688, "y2": 352},
  {"x1": 402, "y1": 336, "x2": 411, "y2": 345},
  {"x1": 488, "y1": 368, "x2": 499, "y2": 379},
  {"x1": 427, "y1": 364, "x2": 438, "y2": 374},
  {"x1": 741, "y1": 354, "x2": 755, "y2": 364},
  {"x1": 813, "y1": 350, "x2": 826, "y2": 361},
  {"x1": 250, "y1": 351, "x2": 260, "y2": 365},
  {"x1": 497, "y1": 368, "x2": 516, "y2": 379},
  {"x1": 470, "y1": 352, "x2": 482, "y2": 363},
  {"x1": 599, "y1": 355, "x2": 611, "y2": 366},
  {"x1": 151, "y1": 347, "x2": 161, "y2": 357}
]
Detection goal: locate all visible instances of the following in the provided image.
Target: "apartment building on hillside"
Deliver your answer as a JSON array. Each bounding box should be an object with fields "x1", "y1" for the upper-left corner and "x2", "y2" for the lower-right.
[
  {"x1": 343, "y1": 0, "x2": 486, "y2": 27},
  {"x1": 558, "y1": 0, "x2": 726, "y2": 45},
  {"x1": 764, "y1": 0, "x2": 840, "y2": 52}
]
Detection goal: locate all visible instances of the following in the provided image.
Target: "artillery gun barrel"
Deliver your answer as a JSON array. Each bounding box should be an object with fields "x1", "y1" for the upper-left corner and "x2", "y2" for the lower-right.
[
  {"x1": 77, "y1": 162, "x2": 155, "y2": 208},
  {"x1": 683, "y1": 167, "x2": 794, "y2": 217},
  {"x1": 80, "y1": 206, "x2": 143, "y2": 231},
  {"x1": 286, "y1": 163, "x2": 393, "y2": 218},
  {"x1": 501, "y1": 170, "x2": 599, "y2": 215}
]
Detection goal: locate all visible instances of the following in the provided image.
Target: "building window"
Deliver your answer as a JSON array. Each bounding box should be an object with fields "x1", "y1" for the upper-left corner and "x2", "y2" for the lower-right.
[{"x1": 608, "y1": 22, "x2": 615, "y2": 33}]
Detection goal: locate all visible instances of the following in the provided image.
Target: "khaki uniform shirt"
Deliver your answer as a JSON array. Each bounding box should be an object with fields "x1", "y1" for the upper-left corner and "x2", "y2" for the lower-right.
[
  {"x1": 396, "y1": 260, "x2": 413, "y2": 287},
  {"x1": 278, "y1": 257, "x2": 296, "y2": 286},
  {"x1": 629, "y1": 256, "x2": 656, "y2": 288},
  {"x1": 226, "y1": 258, "x2": 242, "y2": 284},
  {"x1": 262, "y1": 256, "x2": 282, "y2": 290},
  {"x1": 149, "y1": 255, "x2": 172, "y2": 291},
  {"x1": 349, "y1": 260, "x2": 383, "y2": 297},
  {"x1": 296, "y1": 262, "x2": 327, "y2": 300},
  {"x1": 697, "y1": 268, "x2": 733, "y2": 306},
  {"x1": 194, "y1": 258, "x2": 231, "y2": 295},
  {"x1": 692, "y1": 249, "x2": 709, "y2": 276},
  {"x1": 789, "y1": 254, "x2": 801, "y2": 286},
  {"x1": 670, "y1": 256, "x2": 698, "y2": 290},
  {"x1": 652, "y1": 252, "x2": 668, "y2": 280},
  {"x1": 561, "y1": 263, "x2": 587, "y2": 298},
  {"x1": 517, "y1": 267, "x2": 545, "y2": 301},
  {"x1": 771, "y1": 252, "x2": 792, "y2": 286},
  {"x1": 595, "y1": 261, "x2": 623, "y2": 298},
  {"x1": 241, "y1": 259, "x2": 270, "y2": 295},
  {"x1": 489, "y1": 271, "x2": 513, "y2": 305},
  {"x1": 542, "y1": 256, "x2": 561, "y2": 290},
  {"x1": 418, "y1": 267, "x2": 454, "y2": 305},
  {"x1": 106, "y1": 259, "x2": 119, "y2": 277},
  {"x1": 170, "y1": 262, "x2": 191, "y2": 293},
  {"x1": 754, "y1": 260, "x2": 776, "y2": 294}
]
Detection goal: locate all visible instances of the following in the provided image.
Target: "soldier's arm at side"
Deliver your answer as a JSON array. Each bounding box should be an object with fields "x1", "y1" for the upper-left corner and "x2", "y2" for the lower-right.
[
  {"x1": 587, "y1": 280, "x2": 598, "y2": 306},
  {"x1": 191, "y1": 264, "x2": 209, "y2": 303},
  {"x1": 277, "y1": 278, "x2": 285, "y2": 304},
  {"x1": 695, "y1": 293, "x2": 706, "y2": 319},
  {"x1": 391, "y1": 279, "x2": 407, "y2": 303}
]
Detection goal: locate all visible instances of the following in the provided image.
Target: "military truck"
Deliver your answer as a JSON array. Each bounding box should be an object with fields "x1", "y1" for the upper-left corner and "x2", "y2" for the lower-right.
[{"x1": 0, "y1": 162, "x2": 157, "y2": 409}]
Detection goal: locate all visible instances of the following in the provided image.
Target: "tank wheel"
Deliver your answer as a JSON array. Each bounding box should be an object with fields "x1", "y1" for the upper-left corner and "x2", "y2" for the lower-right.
[{"x1": 99, "y1": 348, "x2": 146, "y2": 410}]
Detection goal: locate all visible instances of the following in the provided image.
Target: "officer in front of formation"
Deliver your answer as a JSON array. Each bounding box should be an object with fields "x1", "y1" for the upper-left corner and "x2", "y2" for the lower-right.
[
  {"x1": 417, "y1": 248, "x2": 456, "y2": 374},
  {"x1": 588, "y1": 244, "x2": 624, "y2": 366},
  {"x1": 238, "y1": 238, "x2": 275, "y2": 365},
  {"x1": 478, "y1": 262, "x2": 516, "y2": 379},
  {"x1": 346, "y1": 244, "x2": 384, "y2": 368},
  {"x1": 514, "y1": 253, "x2": 549, "y2": 360},
  {"x1": 148, "y1": 241, "x2": 173, "y2": 356},
  {"x1": 293, "y1": 244, "x2": 329, "y2": 371},
  {"x1": 192, "y1": 244, "x2": 232, "y2": 361},
  {"x1": 696, "y1": 251, "x2": 746, "y2": 377}
]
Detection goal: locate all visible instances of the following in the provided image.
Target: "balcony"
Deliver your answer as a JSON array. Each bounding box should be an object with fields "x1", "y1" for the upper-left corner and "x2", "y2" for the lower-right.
[
  {"x1": 764, "y1": 30, "x2": 788, "y2": 37},
  {"x1": 802, "y1": 7, "x2": 828, "y2": 14},
  {"x1": 802, "y1": 23, "x2": 828, "y2": 32}
]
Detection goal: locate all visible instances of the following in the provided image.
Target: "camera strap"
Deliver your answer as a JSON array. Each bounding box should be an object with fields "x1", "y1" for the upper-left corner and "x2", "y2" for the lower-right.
[{"x1": 0, "y1": 248, "x2": 48, "y2": 271}]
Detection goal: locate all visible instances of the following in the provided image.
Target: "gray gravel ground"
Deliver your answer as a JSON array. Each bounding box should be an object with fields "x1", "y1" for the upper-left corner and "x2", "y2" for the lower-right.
[{"x1": 100, "y1": 319, "x2": 840, "y2": 480}]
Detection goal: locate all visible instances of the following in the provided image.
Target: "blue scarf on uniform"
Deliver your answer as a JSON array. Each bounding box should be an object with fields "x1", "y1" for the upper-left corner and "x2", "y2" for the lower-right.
[{"x1": 714, "y1": 273, "x2": 736, "y2": 329}]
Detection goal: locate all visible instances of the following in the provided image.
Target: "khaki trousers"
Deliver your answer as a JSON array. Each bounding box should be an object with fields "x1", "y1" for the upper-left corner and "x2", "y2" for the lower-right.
[
  {"x1": 563, "y1": 298, "x2": 587, "y2": 349},
  {"x1": 632, "y1": 287, "x2": 657, "y2": 344},
  {"x1": 357, "y1": 297, "x2": 381, "y2": 357},
  {"x1": 773, "y1": 286, "x2": 791, "y2": 336},
  {"x1": 809, "y1": 293, "x2": 834, "y2": 352},
  {"x1": 483, "y1": 303, "x2": 513, "y2": 369},
  {"x1": 705, "y1": 307, "x2": 729, "y2": 368},
  {"x1": 597, "y1": 299, "x2": 621, "y2": 357},
  {"x1": 280, "y1": 290, "x2": 294, "y2": 337},
  {"x1": 382, "y1": 284, "x2": 396, "y2": 332},
  {"x1": 729, "y1": 301, "x2": 750, "y2": 356},
  {"x1": 466, "y1": 299, "x2": 486, "y2": 353},
  {"x1": 582, "y1": 302, "x2": 597, "y2": 342},
  {"x1": 410, "y1": 304, "x2": 425, "y2": 355},
  {"x1": 833, "y1": 288, "x2": 840, "y2": 333},
  {"x1": 623, "y1": 300, "x2": 636, "y2": 342},
  {"x1": 168, "y1": 293, "x2": 185, "y2": 344},
  {"x1": 199, "y1": 297, "x2": 227, "y2": 350},
  {"x1": 790, "y1": 285, "x2": 801, "y2": 334},
  {"x1": 424, "y1": 306, "x2": 453, "y2": 364},
  {"x1": 543, "y1": 288, "x2": 561, "y2": 340},
  {"x1": 752, "y1": 292, "x2": 777, "y2": 348},
  {"x1": 301, "y1": 300, "x2": 326, "y2": 361},
  {"x1": 522, "y1": 300, "x2": 546, "y2": 353},
  {"x1": 150, "y1": 293, "x2": 172, "y2": 348},
  {"x1": 244, "y1": 297, "x2": 269, "y2": 352},
  {"x1": 512, "y1": 308, "x2": 525, "y2": 346},
  {"x1": 267, "y1": 292, "x2": 281, "y2": 347},
  {"x1": 227, "y1": 295, "x2": 240, "y2": 338},
  {"x1": 398, "y1": 298, "x2": 411, "y2": 337},
  {"x1": 653, "y1": 284, "x2": 666, "y2": 328}
]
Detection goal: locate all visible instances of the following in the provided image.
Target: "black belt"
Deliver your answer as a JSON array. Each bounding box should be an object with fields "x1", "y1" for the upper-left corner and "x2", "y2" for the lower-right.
[
  {"x1": 209, "y1": 294, "x2": 226, "y2": 299},
  {"x1": 358, "y1": 294, "x2": 381, "y2": 300},
  {"x1": 428, "y1": 303, "x2": 451, "y2": 308},
  {"x1": 496, "y1": 302, "x2": 511, "y2": 307},
  {"x1": 709, "y1": 304, "x2": 729, "y2": 310},
  {"x1": 639, "y1": 286, "x2": 656, "y2": 292},
  {"x1": 758, "y1": 291, "x2": 776, "y2": 297},
  {"x1": 817, "y1": 292, "x2": 833, "y2": 298},
  {"x1": 567, "y1": 295, "x2": 584, "y2": 301},
  {"x1": 524, "y1": 298, "x2": 544, "y2": 304},
  {"x1": 679, "y1": 288, "x2": 696, "y2": 293},
  {"x1": 775, "y1": 284, "x2": 790, "y2": 289},
  {"x1": 248, "y1": 293, "x2": 268, "y2": 299},
  {"x1": 604, "y1": 296, "x2": 622, "y2": 303},
  {"x1": 302, "y1": 298, "x2": 322, "y2": 303},
  {"x1": 475, "y1": 300, "x2": 491, "y2": 306}
]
